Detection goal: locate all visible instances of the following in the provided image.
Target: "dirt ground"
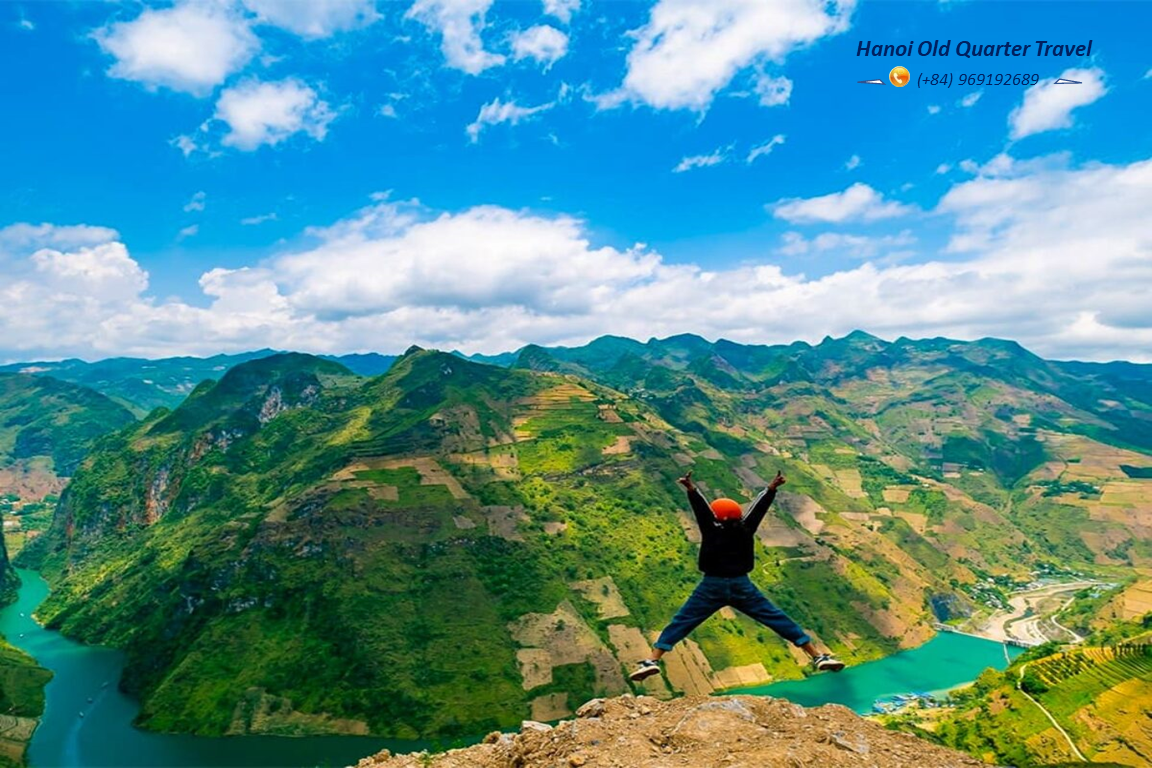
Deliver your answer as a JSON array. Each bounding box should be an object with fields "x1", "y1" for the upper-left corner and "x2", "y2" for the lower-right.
[{"x1": 358, "y1": 694, "x2": 986, "y2": 768}]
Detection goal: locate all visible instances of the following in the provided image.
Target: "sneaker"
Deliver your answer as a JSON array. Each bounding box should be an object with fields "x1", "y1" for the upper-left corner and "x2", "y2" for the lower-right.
[
  {"x1": 812, "y1": 653, "x2": 846, "y2": 673},
  {"x1": 629, "y1": 659, "x2": 661, "y2": 682}
]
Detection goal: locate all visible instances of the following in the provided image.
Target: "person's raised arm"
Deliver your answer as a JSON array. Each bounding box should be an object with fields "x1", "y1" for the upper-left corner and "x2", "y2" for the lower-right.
[
  {"x1": 679, "y1": 471, "x2": 712, "y2": 529},
  {"x1": 743, "y1": 471, "x2": 786, "y2": 532}
]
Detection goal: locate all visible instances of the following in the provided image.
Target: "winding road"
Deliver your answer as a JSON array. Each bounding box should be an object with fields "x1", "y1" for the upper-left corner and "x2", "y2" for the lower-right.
[{"x1": 1016, "y1": 662, "x2": 1087, "y2": 762}]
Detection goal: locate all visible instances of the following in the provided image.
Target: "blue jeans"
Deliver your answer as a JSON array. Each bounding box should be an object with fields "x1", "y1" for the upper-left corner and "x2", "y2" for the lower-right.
[{"x1": 654, "y1": 575, "x2": 811, "y2": 651}]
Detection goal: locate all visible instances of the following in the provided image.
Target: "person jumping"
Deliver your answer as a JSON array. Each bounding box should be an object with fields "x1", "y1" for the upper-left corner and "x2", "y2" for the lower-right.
[{"x1": 630, "y1": 470, "x2": 845, "y2": 682}]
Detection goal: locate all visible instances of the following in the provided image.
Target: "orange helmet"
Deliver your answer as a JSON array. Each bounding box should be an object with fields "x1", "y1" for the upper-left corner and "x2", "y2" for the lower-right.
[{"x1": 710, "y1": 498, "x2": 743, "y2": 521}]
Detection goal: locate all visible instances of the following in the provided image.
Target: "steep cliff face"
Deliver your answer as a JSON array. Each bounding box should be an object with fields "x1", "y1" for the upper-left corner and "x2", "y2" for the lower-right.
[{"x1": 357, "y1": 694, "x2": 986, "y2": 768}]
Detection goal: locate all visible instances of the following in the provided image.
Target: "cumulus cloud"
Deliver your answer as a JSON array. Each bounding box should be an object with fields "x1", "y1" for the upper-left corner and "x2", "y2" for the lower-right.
[
  {"x1": 3, "y1": 154, "x2": 1151, "y2": 362},
  {"x1": 1009, "y1": 67, "x2": 1107, "y2": 139},
  {"x1": 959, "y1": 90, "x2": 982, "y2": 108},
  {"x1": 771, "y1": 183, "x2": 914, "y2": 224},
  {"x1": 30, "y1": 242, "x2": 149, "y2": 303},
  {"x1": 406, "y1": 0, "x2": 505, "y2": 74},
  {"x1": 845, "y1": 154, "x2": 861, "y2": 170},
  {"x1": 927, "y1": 104, "x2": 941, "y2": 115},
  {"x1": 674, "y1": 148, "x2": 729, "y2": 173},
  {"x1": 94, "y1": 3, "x2": 258, "y2": 96},
  {"x1": 512, "y1": 24, "x2": 568, "y2": 67},
  {"x1": 241, "y1": 0, "x2": 378, "y2": 38},
  {"x1": 543, "y1": 0, "x2": 580, "y2": 24},
  {"x1": 747, "y1": 135, "x2": 786, "y2": 164},
  {"x1": 214, "y1": 78, "x2": 336, "y2": 150},
  {"x1": 466, "y1": 97, "x2": 553, "y2": 142},
  {"x1": 603, "y1": 0, "x2": 853, "y2": 111}
]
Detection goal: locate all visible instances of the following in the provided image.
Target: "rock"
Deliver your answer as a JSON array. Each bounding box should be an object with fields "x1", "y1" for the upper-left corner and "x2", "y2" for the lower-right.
[
  {"x1": 671, "y1": 704, "x2": 764, "y2": 745},
  {"x1": 521, "y1": 720, "x2": 552, "y2": 733},
  {"x1": 696, "y1": 698, "x2": 755, "y2": 721},
  {"x1": 359, "y1": 694, "x2": 986, "y2": 768},
  {"x1": 482, "y1": 731, "x2": 502, "y2": 744},
  {"x1": 576, "y1": 699, "x2": 606, "y2": 718},
  {"x1": 828, "y1": 730, "x2": 870, "y2": 754}
]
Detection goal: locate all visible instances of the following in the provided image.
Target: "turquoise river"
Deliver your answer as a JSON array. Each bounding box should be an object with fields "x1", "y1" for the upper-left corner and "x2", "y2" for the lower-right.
[{"x1": 1, "y1": 568, "x2": 1023, "y2": 767}]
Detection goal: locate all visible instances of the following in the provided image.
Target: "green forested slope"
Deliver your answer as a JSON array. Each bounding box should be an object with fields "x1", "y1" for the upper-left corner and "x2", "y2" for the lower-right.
[
  {"x1": 20, "y1": 349, "x2": 970, "y2": 738},
  {"x1": 14, "y1": 334, "x2": 1152, "y2": 740}
]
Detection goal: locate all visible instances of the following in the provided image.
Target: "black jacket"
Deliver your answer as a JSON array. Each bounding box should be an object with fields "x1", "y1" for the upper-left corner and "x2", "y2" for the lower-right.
[{"x1": 688, "y1": 486, "x2": 776, "y2": 577}]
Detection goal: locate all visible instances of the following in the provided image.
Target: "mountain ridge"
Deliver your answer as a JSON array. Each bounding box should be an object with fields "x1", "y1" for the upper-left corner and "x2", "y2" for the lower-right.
[{"x1": 8, "y1": 333, "x2": 1152, "y2": 744}]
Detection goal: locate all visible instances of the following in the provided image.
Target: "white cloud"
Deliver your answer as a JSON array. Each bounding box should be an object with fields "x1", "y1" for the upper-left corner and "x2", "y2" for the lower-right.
[
  {"x1": 935, "y1": 163, "x2": 951, "y2": 175},
  {"x1": 377, "y1": 92, "x2": 407, "y2": 119},
  {"x1": 0, "y1": 223, "x2": 120, "y2": 256},
  {"x1": 771, "y1": 183, "x2": 914, "y2": 224},
  {"x1": 959, "y1": 90, "x2": 982, "y2": 108},
  {"x1": 466, "y1": 98, "x2": 553, "y2": 142},
  {"x1": 3, "y1": 156, "x2": 1152, "y2": 362},
  {"x1": 753, "y1": 73, "x2": 793, "y2": 107},
  {"x1": 214, "y1": 79, "x2": 336, "y2": 151},
  {"x1": 406, "y1": 0, "x2": 505, "y2": 75},
  {"x1": 178, "y1": 224, "x2": 200, "y2": 239},
  {"x1": 240, "y1": 0, "x2": 378, "y2": 39},
  {"x1": 241, "y1": 213, "x2": 278, "y2": 225},
  {"x1": 173, "y1": 134, "x2": 205, "y2": 157},
  {"x1": 31, "y1": 241, "x2": 148, "y2": 303},
  {"x1": 606, "y1": 0, "x2": 853, "y2": 111},
  {"x1": 18, "y1": 18, "x2": 34, "y2": 31},
  {"x1": 957, "y1": 152, "x2": 1070, "y2": 180},
  {"x1": 845, "y1": 154, "x2": 861, "y2": 170},
  {"x1": 777, "y1": 230, "x2": 915, "y2": 259},
  {"x1": 746, "y1": 135, "x2": 786, "y2": 164},
  {"x1": 184, "y1": 191, "x2": 207, "y2": 213},
  {"x1": 94, "y1": 3, "x2": 258, "y2": 97},
  {"x1": 543, "y1": 0, "x2": 580, "y2": 24},
  {"x1": 512, "y1": 25, "x2": 568, "y2": 68},
  {"x1": 674, "y1": 148, "x2": 729, "y2": 173},
  {"x1": 1145, "y1": 68, "x2": 1152, "y2": 80},
  {"x1": 1009, "y1": 67, "x2": 1107, "y2": 139},
  {"x1": 927, "y1": 104, "x2": 941, "y2": 115}
]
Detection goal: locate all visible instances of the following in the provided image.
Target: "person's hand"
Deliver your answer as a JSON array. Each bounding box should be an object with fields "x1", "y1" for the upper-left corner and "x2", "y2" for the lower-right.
[
  {"x1": 769, "y1": 471, "x2": 786, "y2": 490},
  {"x1": 678, "y1": 471, "x2": 695, "y2": 491}
]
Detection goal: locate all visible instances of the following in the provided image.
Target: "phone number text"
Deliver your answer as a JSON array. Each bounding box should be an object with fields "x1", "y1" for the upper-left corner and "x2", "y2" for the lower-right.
[{"x1": 917, "y1": 73, "x2": 1040, "y2": 88}]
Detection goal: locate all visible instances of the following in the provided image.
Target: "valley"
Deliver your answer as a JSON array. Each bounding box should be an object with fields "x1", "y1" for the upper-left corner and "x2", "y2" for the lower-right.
[{"x1": 0, "y1": 331, "x2": 1150, "y2": 766}]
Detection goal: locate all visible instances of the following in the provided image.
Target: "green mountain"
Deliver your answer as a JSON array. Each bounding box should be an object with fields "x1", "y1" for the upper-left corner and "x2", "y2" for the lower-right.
[
  {"x1": 0, "y1": 351, "x2": 396, "y2": 415},
  {"x1": 14, "y1": 334, "x2": 1152, "y2": 742},
  {"x1": 0, "y1": 373, "x2": 136, "y2": 598},
  {"x1": 500, "y1": 333, "x2": 1152, "y2": 573},
  {"x1": 0, "y1": 374, "x2": 135, "y2": 477},
  {"x1": 17, "y1": 346, "x2": 985, "y2": 739}
]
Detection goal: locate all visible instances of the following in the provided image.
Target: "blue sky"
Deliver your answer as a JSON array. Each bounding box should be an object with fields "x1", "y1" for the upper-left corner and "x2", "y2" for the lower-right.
[{"x1": 1, "y1": 0, "x2": 1150, "y2": 362}]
